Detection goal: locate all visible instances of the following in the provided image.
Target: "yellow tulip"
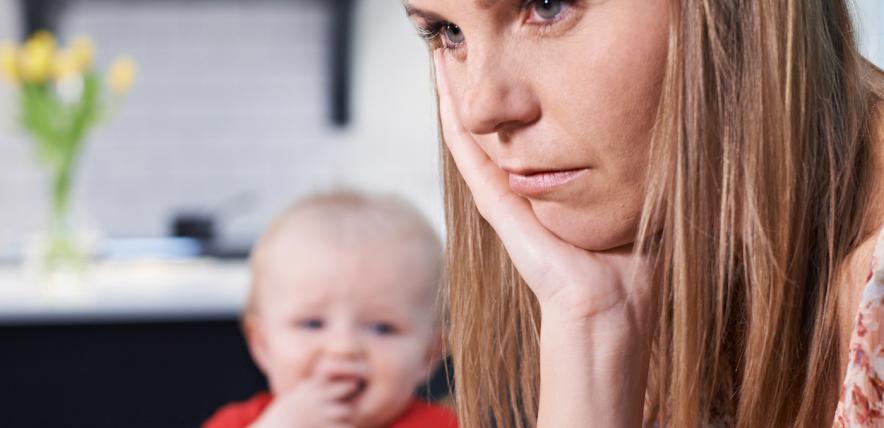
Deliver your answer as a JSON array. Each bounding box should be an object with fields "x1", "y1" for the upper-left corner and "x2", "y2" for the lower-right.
[
  {"x1": 108, "y1": 56, "x2": 136, "y2": 94},
  {"x1": 30, "y1": 31, "x2": 56, "y2": 48},
  {"x1": 20, "y1": 31, "x2": 56, "y2": 83},
  {"x1": 53, "y1": 51, "x2": 79, "y2": 81},
  {"x1": 69, "y1": 35, "x2": 94, "y2": 72},
  {"x1": 0, "y1": 42, "x2": 18, "y2": 83}
]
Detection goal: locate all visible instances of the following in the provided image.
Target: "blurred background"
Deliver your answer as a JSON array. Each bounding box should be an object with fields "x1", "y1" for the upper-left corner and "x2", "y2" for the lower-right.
[
  {"x1": 0, "y1": 0, "x2": 882, "y2": 427},
  {"x1": 0, "y1": 1, "x2": 443, "y2": 426},
  {"x1": 0, "y1": 0, "x2": 441, "y2": 256}
]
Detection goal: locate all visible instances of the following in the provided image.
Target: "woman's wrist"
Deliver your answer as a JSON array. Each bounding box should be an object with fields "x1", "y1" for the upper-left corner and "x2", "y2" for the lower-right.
[
  {"x1": 539, "y1": 277, "x2": 658, "y2": 341},
  {"x1": 540, "y1": 300, "x2": 654, "y2": 377},
  {"x1": 537, "y1": 300, "x2": 655, "y2": 427}
]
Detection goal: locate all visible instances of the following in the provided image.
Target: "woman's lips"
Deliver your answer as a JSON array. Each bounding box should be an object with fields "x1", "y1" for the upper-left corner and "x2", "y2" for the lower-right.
[{"x1": 507, "y1": 168, "x2": 589, "y2": 197}]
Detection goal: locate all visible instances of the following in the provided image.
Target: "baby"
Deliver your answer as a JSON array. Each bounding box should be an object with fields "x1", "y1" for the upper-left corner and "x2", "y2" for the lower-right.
[{"x1": 205, "y1": 191, "x2": 456, "y2": 428}]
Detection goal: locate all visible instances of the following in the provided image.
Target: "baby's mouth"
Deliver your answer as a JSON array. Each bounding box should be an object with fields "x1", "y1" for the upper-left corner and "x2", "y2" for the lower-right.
[{"x1": 341, "y1": 378, "x2": 368, "y2": 404}]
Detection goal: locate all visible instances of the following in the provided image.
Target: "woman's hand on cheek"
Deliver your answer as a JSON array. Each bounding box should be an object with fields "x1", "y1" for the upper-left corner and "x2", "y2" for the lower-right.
[
  {"x1": 433, "y1": 51, "x2": 654, "y2": 326},
  {"x1": 435, "y1": 50, "x2": 655, "y2": 428}
]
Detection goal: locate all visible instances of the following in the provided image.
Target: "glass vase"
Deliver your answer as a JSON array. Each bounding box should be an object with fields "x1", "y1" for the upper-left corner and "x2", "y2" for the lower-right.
[{"x1": 23, "y1": 150, "x2": 100, "y2": 295}]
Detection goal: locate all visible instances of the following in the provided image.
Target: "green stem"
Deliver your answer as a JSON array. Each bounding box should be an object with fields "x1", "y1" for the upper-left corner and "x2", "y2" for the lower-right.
[{"x1": 49, "y1": 140, "x2": 78, "y2": 235}]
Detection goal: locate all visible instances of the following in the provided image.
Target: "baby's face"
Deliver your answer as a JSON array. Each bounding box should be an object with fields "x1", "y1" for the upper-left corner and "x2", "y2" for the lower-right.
[{"x1": 249, "y1": 237, "x2": 440, "y2": 428}]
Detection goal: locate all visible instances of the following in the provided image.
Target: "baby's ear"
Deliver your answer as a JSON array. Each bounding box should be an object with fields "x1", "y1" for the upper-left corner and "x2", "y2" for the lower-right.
[
  {"x1": 243, "y1": 315, "x2": 271, "y2": 375},
  {"x1": 420, "y1": 331, "x2": 448, "y2": 382}
]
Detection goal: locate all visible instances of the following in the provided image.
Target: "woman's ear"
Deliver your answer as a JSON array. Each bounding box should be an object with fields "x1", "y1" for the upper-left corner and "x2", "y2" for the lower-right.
[{"x1": 243, "y1": 314, "x2": 271, "y2": 375}]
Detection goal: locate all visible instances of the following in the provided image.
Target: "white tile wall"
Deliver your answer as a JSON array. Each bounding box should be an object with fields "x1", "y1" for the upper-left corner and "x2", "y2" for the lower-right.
[
  {"x1": 855, "y1": 0, "x2": 884, "y2": 67},
  {"x1": 2, "y1": 0, "x2": 878, "y2": 257},
  {"x1": 0, "y1": 0, "x2": 443, "y2": 255}
]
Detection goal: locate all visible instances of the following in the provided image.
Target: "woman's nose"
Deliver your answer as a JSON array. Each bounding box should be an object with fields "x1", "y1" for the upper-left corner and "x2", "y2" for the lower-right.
[{"x1": 458, "y1": 54, "x2": 541, "y2": 136}]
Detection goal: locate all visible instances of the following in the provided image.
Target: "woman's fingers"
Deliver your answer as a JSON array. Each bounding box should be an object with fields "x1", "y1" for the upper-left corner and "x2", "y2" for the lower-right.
[
  {"x1": 432, "y1": 51, "x2": 513, "y2": 222},
  {"x1": 433, "y1": 51, "x2": 589, "y2": 294}
]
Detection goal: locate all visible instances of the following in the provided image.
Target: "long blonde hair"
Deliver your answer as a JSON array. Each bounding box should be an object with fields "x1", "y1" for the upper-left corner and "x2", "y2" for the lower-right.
[{"x1": 441, "y1": 1, "x2": 883, "y2": 426}]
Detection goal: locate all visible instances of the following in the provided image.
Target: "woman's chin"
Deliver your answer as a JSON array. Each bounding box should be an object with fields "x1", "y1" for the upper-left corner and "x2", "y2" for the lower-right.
[{"x1": 530, "y1": 201, "x2": 639, "y2": 252}]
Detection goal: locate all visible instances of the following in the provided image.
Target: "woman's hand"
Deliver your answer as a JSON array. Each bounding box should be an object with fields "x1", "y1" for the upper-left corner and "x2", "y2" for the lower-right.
[
  {"x1": 433, "y1": 51, "x2": 653, "y2": 324},
  {"x1": 434, "y1": 51, "x2": 656, "y2": 427}
]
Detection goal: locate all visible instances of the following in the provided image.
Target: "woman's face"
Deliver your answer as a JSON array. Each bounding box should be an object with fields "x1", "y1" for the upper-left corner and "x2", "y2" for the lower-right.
[{"x1": 406, "y1": 0, "x2": 669, "y2": 251}]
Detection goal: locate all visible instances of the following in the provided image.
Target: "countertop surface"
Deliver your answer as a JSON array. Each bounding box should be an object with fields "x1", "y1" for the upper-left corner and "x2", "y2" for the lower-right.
[{"x1": 0, "y1": 258, "x2": 250, "y2": 325}]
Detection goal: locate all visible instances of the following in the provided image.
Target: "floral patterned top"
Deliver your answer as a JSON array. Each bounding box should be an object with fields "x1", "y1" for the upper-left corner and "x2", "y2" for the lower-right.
[{"x1": 834, "y1": 227, "x2": 884, "y2": 427}]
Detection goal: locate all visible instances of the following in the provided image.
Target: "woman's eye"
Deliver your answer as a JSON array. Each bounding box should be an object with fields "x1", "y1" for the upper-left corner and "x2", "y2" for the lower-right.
[
  {"x1": 529, "y1": 0, "x2": 565, "y2": 21},
  {"x1": 442, "y1": 23, "x2": 465, "y2": 46},
  {"x1": 369, "y1": 322, "x2": 397, "y2": 336},
  {"x1": 297, "y1": 318, "x2": 323, "y2": 330}
]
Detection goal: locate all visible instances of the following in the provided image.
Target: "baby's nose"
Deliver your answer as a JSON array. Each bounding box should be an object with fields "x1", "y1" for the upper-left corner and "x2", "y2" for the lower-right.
[{"x1": 324, "y1": 328, "x2": 365, "y2": 358}]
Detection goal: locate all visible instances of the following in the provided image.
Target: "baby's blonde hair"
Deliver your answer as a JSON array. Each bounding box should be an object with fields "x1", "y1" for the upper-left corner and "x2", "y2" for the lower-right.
[{"x1": 244, "y1": 190, "x2": 443, "y2": 320}]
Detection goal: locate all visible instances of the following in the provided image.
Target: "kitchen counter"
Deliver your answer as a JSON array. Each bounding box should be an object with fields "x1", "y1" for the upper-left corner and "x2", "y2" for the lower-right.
[
  {"x1": 0, "y1": 258, "x2": 250, "y2": 325},
  {"x1": 0, "y1": 257, "x2": 450, "y2": 428},
  {"x1": 0, "y1": 258, "x2": 261, "y2": 428}
]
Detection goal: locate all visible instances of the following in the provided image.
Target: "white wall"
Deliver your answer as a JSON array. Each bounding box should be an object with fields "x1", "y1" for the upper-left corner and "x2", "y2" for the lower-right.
[
  {"x1": 0, "y1": 0, "x2": 882, "y2": 256},
  {"x1": 855, "y1": 0, "x2": 884, "y2": 67},
  {"x1": 329, "y1": 0, "x2": 442, "y2": 233},
  {"x1": 0, "y1": 0, "x2": 442, "y2": 254}
]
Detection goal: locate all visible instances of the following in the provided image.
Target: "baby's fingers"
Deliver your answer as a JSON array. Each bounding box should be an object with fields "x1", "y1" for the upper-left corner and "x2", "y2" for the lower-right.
[
  {"x1": 321, "y1": 402, "x2": 355, "y2": 424},
  {"x1": 320, "y1": 379, "x2": 360, "y2": 402}
]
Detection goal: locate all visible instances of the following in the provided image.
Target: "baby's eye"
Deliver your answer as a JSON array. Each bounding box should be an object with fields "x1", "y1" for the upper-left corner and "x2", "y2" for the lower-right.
[
  {"x1": 368, "y1": 322, "x2": 397, "y2": 336},
  {"x1": 296, "y1": 318, "x2": 324, "y2": 330}
]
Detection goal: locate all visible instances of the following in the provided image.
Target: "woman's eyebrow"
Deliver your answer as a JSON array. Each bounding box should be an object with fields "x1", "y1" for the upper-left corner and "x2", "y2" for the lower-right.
[
  {"x1": 404, "y1": 0, "x2": 508, "y2": 21},
  {"x1": 403, "y1": 2, "x2": 445, "y2": 22}
]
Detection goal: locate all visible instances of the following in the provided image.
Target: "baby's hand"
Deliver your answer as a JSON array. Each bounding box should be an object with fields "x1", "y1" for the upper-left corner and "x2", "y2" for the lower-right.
[{"x1": 248, "y1": 377, "x2": 358, "y2": 428}]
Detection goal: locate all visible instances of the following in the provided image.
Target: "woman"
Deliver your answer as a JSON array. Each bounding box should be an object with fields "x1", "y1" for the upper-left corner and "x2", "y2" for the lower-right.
[{"x1": 404, "y1": 0, "x2": 884, "y2": 426}]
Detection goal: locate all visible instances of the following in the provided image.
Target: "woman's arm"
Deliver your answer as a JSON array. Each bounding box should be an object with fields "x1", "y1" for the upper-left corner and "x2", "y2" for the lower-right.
[
  {"x1": 433, "y1": 51, "x2": 656, "y2": 427},
  {"x1": 538, "y1": 302, "x2": 654, "y2": 427}
]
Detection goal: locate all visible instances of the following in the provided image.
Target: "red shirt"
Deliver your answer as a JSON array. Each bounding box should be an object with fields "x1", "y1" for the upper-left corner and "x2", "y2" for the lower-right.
[{"x1": 203, "y1": 392, "x2": 458, "y2": 428}]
